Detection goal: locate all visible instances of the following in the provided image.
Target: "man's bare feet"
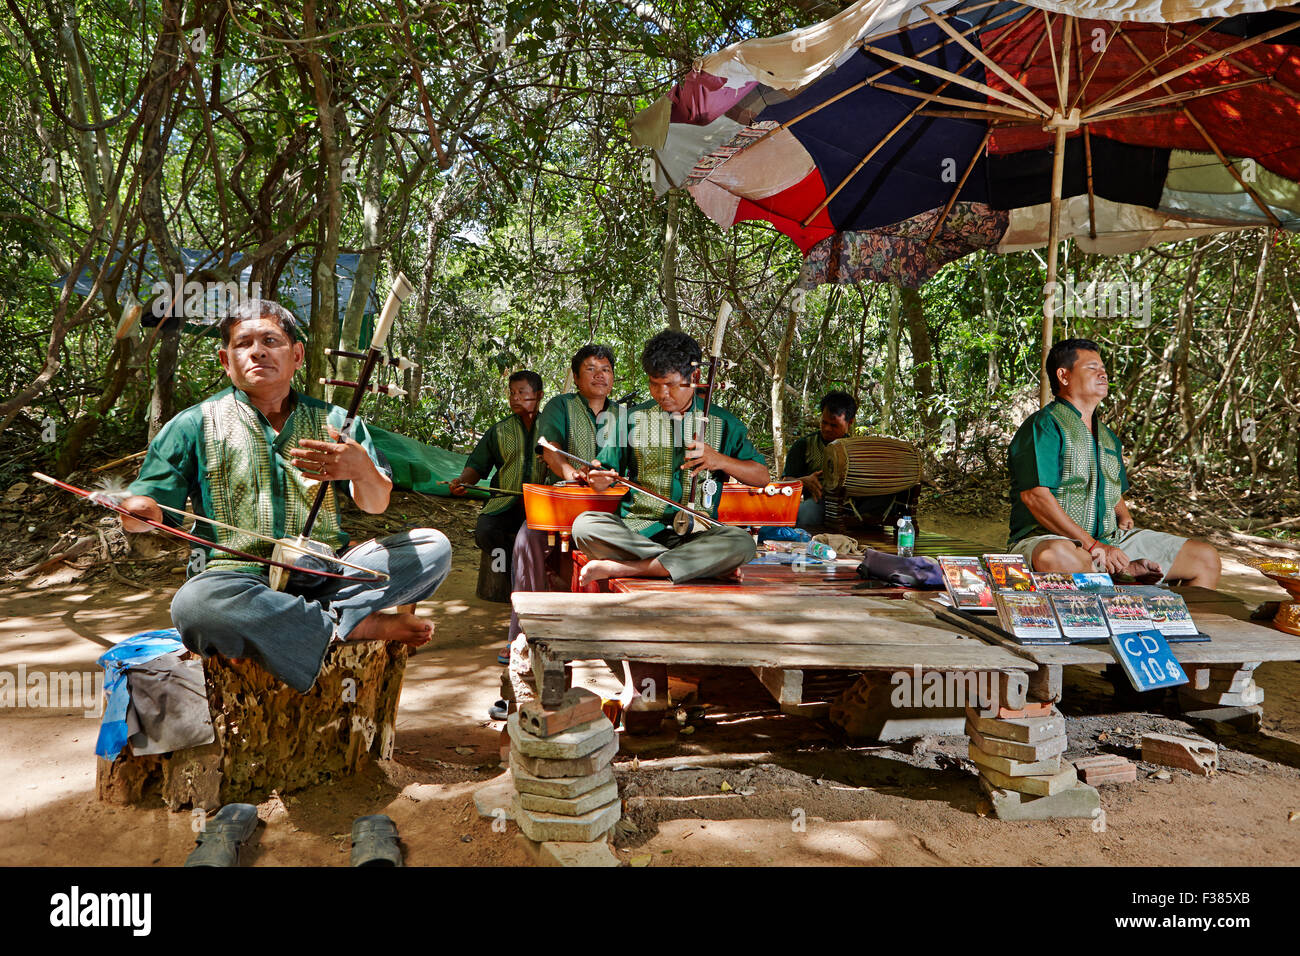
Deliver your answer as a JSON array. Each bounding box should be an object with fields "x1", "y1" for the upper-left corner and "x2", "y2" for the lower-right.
[
  {"x1": 347, "y1": 611, "x2": 433, "y2": 646},
  {"x1": 578, "y1": 557, "x2": 668, "y2": 588}
]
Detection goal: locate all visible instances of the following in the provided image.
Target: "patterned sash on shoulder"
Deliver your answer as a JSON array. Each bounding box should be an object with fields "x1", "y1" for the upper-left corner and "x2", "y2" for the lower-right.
[
  {"x1": 804, "y1": 434, "x2": 827, "y2": 475},
  {"x1": 483, "y1": 415, "x2": 542, "y2": 515},
  {"x1": 200, "y1": 392, "x2": 341, "y2": 572},
  {"x1": 1045, "y1": 402, "x2": 1123, "y2": 542},
  {"x1": 624, "y1": 404, "x2": 724, "y2": 534},
  {"x1": 565, "y1": 393, "x2": 599, "y2": 464}
]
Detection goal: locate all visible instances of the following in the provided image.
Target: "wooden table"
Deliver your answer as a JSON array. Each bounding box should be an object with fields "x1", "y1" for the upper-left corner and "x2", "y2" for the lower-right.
[{"x1": 513, "y1": 591, "x2": 1032, "y2": 710}]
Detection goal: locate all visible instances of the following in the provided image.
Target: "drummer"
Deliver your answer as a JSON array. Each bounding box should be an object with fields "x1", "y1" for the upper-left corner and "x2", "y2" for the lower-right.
[
  {"x1": 783, "y1": 390, "x2": 857, "y2": 529},
  {"x1": 502, "y1": 345, "x2": 624, "y2": 666}
]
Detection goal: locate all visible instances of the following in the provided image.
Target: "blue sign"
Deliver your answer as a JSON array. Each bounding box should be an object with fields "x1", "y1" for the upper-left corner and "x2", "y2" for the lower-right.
[{"x1": 1108, "y1": 628, "x2": 1189, "y2": 693}]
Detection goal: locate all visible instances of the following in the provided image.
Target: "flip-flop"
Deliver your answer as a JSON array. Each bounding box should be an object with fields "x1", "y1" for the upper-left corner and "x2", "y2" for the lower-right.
[
  {"x1": 351, "y1": 814, "x2": 403, "y2": 867},
  {"x1": 184, "y1": 803, "x2": 260, "y2": 867}
]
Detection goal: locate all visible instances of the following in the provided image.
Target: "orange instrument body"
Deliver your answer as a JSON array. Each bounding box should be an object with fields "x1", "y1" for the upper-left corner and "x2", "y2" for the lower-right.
[
  {"x1": 523, "y1": 483, "x2": 628, "y2": 540},
  {"x1": 717, "y1": 481, "x2": 802, "y2": 527}
]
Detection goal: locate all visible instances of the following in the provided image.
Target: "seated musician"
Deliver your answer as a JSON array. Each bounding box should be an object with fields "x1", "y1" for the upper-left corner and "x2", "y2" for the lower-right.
[
  {"x1": 1007, "y1": 338, "x2": 1220, "y2": 587},
  {"x1": 571, "y1": 330, "x2": 768, "y2": 731},
  {"x1": 782, "y1": 390, "x2": 857, "y2": 530},
  {"x1": 117, "y1": 299, "x2": 453, "y2": 693},
  {"x1": 449, "y1": 370, "x2": 546, "y2": 588},
  {"x1": 505, "y1": 346, "x2": 623, "y2": 656}
]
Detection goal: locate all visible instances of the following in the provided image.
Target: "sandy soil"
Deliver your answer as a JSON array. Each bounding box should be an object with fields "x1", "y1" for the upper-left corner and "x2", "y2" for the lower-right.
[{"x1": 1, "y1": 490, "x2": 1298, "y2": 867}]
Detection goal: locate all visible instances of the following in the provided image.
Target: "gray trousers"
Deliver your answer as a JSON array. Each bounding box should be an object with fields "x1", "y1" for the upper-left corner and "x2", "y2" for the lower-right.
[
  {"x1": 570, "y1": 512, "x2": 756, "y2": 583},
  {"x1": 508, "y1": 523, "x2": 553, "y2": 643},
  {"x1": 170, "y1": 528, "x2": 453, "y2": 692}
]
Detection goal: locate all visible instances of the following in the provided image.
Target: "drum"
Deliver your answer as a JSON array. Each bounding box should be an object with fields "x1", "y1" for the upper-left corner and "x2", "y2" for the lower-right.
[
  {"x1": 822, "y1": 435, "x2": 923, "y2": 497},
  {"x1": 718, "y1": 480, "x2": 802, "y2": 527},
  {"x1": 522, "y1": 483, "x2": 628, "y2": 550}
]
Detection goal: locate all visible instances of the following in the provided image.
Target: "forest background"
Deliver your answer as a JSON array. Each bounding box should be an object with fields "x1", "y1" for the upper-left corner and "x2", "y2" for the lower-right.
[{"x1": 1, "y1": 0, "x2": 1297, "y2": 543}]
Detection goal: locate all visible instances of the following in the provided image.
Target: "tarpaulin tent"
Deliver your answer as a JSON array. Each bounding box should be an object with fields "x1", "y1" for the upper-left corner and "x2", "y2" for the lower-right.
[
  {"x1": 635, "y1": 0, "x2": 1300, "y2": 402},
  {"x1": 368, "y1": 424, "x2": 492, "y2": 499}
]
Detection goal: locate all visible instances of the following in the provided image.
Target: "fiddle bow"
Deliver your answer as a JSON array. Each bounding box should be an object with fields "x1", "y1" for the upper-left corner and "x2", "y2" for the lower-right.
[{"x1": 31, "y1": 471, "x2": 384, "y2": 582}]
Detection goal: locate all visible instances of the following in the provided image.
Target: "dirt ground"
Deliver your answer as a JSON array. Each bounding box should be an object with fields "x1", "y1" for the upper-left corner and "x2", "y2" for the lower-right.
[{"x1": 1, "y1": 488, "x2": 1298, "y2": 867}]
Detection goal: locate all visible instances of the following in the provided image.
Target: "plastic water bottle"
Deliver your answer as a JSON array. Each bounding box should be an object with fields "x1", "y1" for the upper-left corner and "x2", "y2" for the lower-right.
[
  {"x1": 896, "y1": 515, "x2": 915, "y2": 557},
  {"x1": 805, "y1": 540, "x2": 837, "y2": 562}
]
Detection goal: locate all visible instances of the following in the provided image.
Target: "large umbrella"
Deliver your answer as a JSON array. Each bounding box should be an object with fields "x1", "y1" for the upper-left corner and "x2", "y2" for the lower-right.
[{"x1": 634, "y1": 0, "x2": 1300, "y2": 403}]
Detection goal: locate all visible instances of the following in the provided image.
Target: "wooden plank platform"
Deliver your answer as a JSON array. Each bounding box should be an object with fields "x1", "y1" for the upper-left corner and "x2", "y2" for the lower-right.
[{"x1": 514, "y1": 592, "x2": 1032, "y2": 674}]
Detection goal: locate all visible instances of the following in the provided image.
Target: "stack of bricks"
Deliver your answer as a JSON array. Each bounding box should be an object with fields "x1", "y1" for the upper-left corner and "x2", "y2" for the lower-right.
[
  {"x1": 509, "y1": 688, "x2": 622, "y2": 847},
  {"x1": 966, "y1": 699, "x2": 1100, "y2": 821},
  {"x1": 1178, "y1": 663, "x2": 1264, "y2": 732}
]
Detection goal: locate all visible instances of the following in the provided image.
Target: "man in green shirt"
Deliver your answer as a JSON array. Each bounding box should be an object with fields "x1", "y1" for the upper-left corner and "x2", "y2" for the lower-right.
[
  {"x1": 571, "y1": 330, "x2": 769, "y2": 729},
  {"x1": 117, "y1": 299, "x2": 453, "y2": 693},
  {"x1": 1006, "y1": 338, "x2": 1220, "y2": 586},
  {"x1": 505, "y1": 345, "x2": 623, "y2": 645},
  {"x1": 783, "y1": 390, "x2": 857, "y2": 529},
  {"x1": 449, "y1": 370, "x2": 545, "y2": 594}
]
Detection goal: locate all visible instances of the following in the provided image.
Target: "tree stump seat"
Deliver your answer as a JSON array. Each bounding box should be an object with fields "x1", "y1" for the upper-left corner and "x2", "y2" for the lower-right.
[
  {"x1": 97, "y1": 625, "x2": 413, "y2": 811},
  {"x1": 477, "y1": 549, "x2": 512, "y2": 603}
]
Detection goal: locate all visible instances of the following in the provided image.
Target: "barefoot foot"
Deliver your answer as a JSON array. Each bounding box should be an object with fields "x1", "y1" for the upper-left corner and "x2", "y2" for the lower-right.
[
  {"x1": 578, "y1": 558, "x2": 656, "y2": 588},
  {"x1": 348, "y1": 611, "x2": 433, "y2": 647}
]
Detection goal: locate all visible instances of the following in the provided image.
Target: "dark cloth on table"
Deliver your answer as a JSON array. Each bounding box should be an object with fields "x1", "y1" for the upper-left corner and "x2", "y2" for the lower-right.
[{"x1": 855, "y1": 547, "x2": 943, "y2": 588}]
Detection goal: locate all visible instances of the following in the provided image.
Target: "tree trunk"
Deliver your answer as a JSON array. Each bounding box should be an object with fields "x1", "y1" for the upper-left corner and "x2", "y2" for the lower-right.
[
  {"x1": 771, "y1": 303, "x2": 800, "y2": 478},
  {"x1": 900, "y1": 285, "x2": 936, "y2": 433},
  {"x1": 139, "y1": 11, "x2": 186, "y2": 438},
  {"x1": 338, "y1": 104, "x2": 390, "y2": 386},
  {"x1": 660, "y1": 189, "x2": 680, "y2": 330},
  {"x1": 979, "y1": 256, "x2": 999, "y2": 395},
  {"x1": 881, "y1": 283, "x2": 900, "y2": 434},
  {"x1": 302, "y1": 0, "x2": 344, "y2": 402}
]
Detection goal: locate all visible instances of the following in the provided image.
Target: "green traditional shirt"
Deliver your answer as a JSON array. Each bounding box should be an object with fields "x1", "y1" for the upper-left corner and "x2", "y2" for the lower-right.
[
  {"x1": 1007, "y1": 397, "x2": 1130, "y2": 546},
  {"x1": 782, "y1": 431, "x2": 828, "y2": 479},
  {"x1": 127, "y1": 387, "x2": 388, "y2": 575},
  {"x1": 535, "y1": 392, "x2": 625, "y2": 482},
  {"x1": 465, "y1": 413, "x2": 544, "y2": 515},
  {"x1": 620, "y1": 395, "x2": 766, "y2": 537}
]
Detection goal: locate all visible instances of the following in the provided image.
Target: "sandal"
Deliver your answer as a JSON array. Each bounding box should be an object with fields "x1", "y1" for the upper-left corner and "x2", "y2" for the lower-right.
[
  {"x1": 184, "y1": 803, "x2": 260, "y2": 867},
  {"x1": 351, "y1": 814, "x2": 403, "y2": 867}
]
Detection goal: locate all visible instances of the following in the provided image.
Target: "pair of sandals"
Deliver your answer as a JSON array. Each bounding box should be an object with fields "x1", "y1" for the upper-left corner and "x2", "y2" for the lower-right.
[{"x1": 184, "y1": 805, "x2": 403, "y2": 867}]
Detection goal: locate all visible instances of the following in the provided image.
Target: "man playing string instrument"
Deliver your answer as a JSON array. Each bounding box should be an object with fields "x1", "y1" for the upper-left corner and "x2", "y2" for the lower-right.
[
  {"x1": 1007, "y1": 338, "x2": 1220, "y2": 587},
  {"x1": 449, "y1": 370, "x2": 546, "y2": 592},
  {"x1": 570, "y1": 330, "x2": 768, "y2": 729},
  {"x1": 116, "y1": 299, "x2": 453, "y2": 693}
]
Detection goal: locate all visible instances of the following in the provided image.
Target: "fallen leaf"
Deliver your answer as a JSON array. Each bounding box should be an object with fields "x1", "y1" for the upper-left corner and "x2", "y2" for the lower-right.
[
  {"x1": 680, "y1": 726, "x2": 695, "y2": 735},
  {"x1": 454, "y1": 746, "x2": 475, "y2": 756},
  {"x1": 630, "y1": 855, "x2": 652, "y2": 867},
  {"x1": 720, "y1": 781, "x2": 732, "y2": 792},
  {"x1": 1289, "y1": 810, "x2": 1298, "y2": 823}
]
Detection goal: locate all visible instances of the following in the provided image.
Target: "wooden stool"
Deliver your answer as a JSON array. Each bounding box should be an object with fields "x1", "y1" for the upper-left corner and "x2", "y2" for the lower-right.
[
  {"x1": 97, "y1": 604, "x2": 418, "y2": 810},
  {"x1": 477, "y1": 549, "x2": 512, "y2": 603}
]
